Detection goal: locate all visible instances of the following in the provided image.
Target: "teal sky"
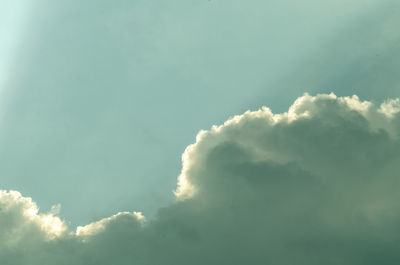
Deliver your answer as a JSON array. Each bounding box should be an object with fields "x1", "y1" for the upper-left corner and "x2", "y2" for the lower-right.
[{"x1": 1, "y1": 0, "x2": 399, "y2": 227}]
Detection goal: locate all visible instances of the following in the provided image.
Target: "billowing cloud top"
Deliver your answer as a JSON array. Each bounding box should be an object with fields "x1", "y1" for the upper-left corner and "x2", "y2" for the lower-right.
[{"x1": 2, "y1": 94, "x2": 400, "y2": 264}]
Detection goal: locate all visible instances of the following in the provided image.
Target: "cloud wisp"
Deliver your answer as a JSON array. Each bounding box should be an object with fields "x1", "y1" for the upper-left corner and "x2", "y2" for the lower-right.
[{"x1": 1, "y1": 94, "x2": 400, "y2": 264}]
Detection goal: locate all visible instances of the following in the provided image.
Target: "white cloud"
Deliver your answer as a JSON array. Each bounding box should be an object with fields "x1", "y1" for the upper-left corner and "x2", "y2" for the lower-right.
[
  {"x1": 1, "y1": 93, "x2": 400, "y2": 264},
  {"x1": 379, "y1": 98, "x2": 400, "y2": 117},
  {"x1": 76, "y1": 211, "x2": 144, "y2": 237}
]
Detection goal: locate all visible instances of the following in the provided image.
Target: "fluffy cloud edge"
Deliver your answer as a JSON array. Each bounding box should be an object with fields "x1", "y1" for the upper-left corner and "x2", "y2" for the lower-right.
[
  {"x1": 1, "y1": 93, "x2": 399, "y2": 244},
  {"x1": 175, "y1": 93, "x2": 400, "y2": 198}
]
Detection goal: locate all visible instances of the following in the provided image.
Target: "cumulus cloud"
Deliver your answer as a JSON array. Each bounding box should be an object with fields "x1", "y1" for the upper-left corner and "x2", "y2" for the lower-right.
[{"x1": 1, "y1": 94, "x2": 400, "y2": 264}]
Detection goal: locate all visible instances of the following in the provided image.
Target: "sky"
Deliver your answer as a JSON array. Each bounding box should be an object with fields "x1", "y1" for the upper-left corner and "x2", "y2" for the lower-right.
[{"x1": 1, "y1": 0, "x2": 400, "y2": 264}]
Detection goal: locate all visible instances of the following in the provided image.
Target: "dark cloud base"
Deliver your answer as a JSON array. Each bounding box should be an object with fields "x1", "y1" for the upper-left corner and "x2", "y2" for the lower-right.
[{"x1": 1, "y1": 94, "x2": 400, "y2": 264}]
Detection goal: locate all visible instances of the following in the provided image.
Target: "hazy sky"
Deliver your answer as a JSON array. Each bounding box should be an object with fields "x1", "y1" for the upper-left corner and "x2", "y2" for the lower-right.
[
  {"x1": 0, "y1": 0, "x2": 399, "y2": 238},
  {"x1": 1, "y1": 1, "x2": 400, "y2": 264}
]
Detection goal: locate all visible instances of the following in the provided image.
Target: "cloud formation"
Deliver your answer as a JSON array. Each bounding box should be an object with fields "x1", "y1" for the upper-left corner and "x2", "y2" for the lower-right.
[{"x1": 1, "y1": 94, "x2": 400, "y2": 264}]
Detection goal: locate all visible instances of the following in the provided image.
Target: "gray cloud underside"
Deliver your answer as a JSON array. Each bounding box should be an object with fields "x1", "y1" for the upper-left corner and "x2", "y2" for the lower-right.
[{"x1": 2, "y1": 94, "x2": 400, "y2": 265}]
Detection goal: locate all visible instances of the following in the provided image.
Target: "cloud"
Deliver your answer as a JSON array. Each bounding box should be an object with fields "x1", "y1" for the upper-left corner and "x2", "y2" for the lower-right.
[{"x1": 1, "y1": 94, "x2": 400, "y2": 264}]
